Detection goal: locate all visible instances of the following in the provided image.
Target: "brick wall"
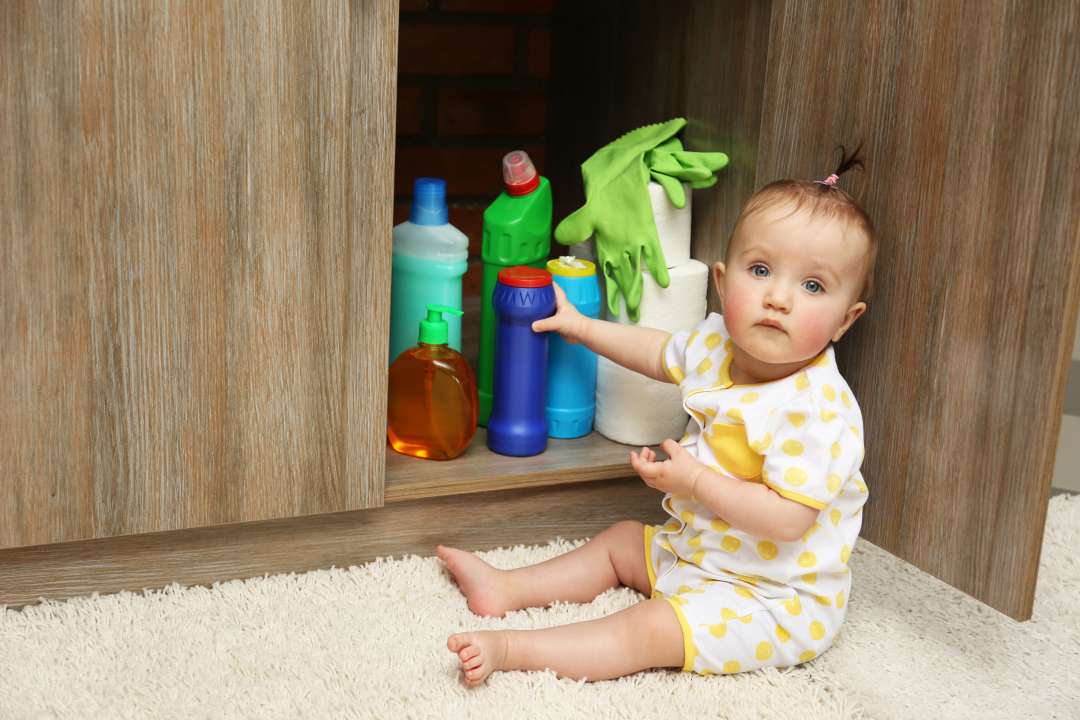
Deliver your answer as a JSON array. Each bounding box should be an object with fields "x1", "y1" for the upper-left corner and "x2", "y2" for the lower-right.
[{"x1": 395, "y1": 0, "x2": 552, "y2": 297}]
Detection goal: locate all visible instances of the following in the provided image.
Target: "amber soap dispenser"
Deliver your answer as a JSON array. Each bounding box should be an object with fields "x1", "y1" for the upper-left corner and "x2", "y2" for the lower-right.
[{"x1": 387, "y1": 304, "x2": 478, "y2": 460}]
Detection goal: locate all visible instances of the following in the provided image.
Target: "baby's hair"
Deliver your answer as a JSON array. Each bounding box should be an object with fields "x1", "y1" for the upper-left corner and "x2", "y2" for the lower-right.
[{"x1": 728, "y1": 145, "x2": 878, "y2": 302}]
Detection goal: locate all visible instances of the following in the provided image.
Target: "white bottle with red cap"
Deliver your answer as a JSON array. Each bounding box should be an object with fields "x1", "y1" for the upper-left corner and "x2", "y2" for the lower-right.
[{"x1": 477, "y1": 151, "x2": 552, "y2": 426}]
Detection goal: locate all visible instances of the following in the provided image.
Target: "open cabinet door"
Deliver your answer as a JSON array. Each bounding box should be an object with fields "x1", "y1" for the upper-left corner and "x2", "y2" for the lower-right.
[
  {"x1": 0, "y1": 0, "x2": 396, "y2": 549},
  {"x1": 550, "y1": 0, "x2": 1080, "y2": 620}
]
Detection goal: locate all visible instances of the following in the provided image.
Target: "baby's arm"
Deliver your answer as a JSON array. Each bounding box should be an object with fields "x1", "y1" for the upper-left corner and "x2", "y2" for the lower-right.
[{"x1": 532, "y1": 283, "x2": 671, "y2": 383}]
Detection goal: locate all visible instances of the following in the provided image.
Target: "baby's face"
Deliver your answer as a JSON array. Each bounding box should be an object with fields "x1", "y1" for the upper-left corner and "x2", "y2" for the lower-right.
[{"x1": 716, "y1": 202, "x2": 869, "y2": 367}]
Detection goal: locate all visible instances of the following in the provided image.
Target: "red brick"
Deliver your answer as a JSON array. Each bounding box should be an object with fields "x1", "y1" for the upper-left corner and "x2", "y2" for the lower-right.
[
  {"x1": 395, "y1": 144, "x2": 546, "y2": 197},
  {"x1": 398, "y1": 23, "x2": 515, "y2": 76},
  {"x1": 464, "y1": 259, "x2": 484, "y2": 297},
  {"x1": 396, "y1": 84, "x2": 425, "y2": 137},
  {"x1": 440, "y1": 0, "x2": 553, "y2": 13},
  {"x1": 449, "y1": 205, "x2": 485, "y2": 255},
  {"x1": 436, "y1": 87, "x2": 547, "y2": 137},
  {"x1": 525, "y1": 28, "x2": 550, "y2": 79}
]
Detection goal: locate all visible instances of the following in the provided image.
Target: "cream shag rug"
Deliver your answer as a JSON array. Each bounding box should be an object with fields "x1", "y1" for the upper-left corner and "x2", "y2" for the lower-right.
[{"x1": 2, "y1": 495, "x2": 1078, "y2": 720}]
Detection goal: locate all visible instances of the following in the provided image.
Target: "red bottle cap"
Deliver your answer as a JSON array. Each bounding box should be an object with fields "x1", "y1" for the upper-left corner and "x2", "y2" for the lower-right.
[
  {"x1": 502, "y1": 150, "x2": 540, "y2": 196},
  {"x1": 498, "y1": 266, "x2": 552, "y2": 288}
]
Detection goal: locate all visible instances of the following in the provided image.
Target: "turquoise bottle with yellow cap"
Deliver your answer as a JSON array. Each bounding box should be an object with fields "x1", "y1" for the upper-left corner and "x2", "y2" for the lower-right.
[{"x1": 545, "y1": 256, "x2": 601, "y2": 438}]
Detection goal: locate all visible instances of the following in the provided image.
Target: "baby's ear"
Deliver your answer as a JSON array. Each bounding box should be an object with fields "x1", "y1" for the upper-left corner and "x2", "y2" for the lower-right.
[{"x1": 711, "y1": 261, "x2": 726, "y2": 304}]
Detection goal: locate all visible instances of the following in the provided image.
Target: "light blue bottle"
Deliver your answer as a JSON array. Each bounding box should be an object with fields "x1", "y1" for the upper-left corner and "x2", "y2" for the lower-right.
[
  {"x1": 389, "y1": 178, "x2": 469, "y2": 364},
  {"x1": 545, "y1": 256, "x2": 601, "y2": 438}
]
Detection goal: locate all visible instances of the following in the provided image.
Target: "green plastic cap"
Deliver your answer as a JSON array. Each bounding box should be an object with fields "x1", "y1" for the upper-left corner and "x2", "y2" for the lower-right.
[{"x1": 418, "y1": 304, "x2": 463, "y2": 345}]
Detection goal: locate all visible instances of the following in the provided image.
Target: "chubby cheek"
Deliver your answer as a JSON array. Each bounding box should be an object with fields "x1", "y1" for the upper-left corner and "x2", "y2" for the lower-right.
[
  {"x1": 720, "y1": 285, "x2": 754, "y2": 339},
  {"x1": 793, "y1": 309, "x2": 836, "y2": 357}
]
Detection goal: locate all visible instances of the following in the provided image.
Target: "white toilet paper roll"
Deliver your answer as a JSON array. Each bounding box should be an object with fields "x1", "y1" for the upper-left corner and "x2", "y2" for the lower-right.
[
  {"x1": 649, "y1": 181, "x2": 691, "y2": 269},
  {"x1": 595, "y1": 259, "x2": 709, "y2": 446},
  {"x1": 609, "y1": 259, "x2": 709, "y2": 332},
  {"x1": 595, "y1": 357, "x2": 692, "y2": 446}
]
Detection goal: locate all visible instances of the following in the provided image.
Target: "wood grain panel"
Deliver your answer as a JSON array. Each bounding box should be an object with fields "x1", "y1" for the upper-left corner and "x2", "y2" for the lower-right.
[
  {"x1": 757, "y1": 0, "x2": 1080, "y2": 619},
  {"x1": 0, "y1": 477, "x2": 667, "y2": 608},
  {"x1": 0, "y1": 1, "x2": 397, "y2": 549}
]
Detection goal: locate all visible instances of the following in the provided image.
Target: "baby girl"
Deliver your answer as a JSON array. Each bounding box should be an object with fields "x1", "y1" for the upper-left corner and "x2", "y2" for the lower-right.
[{"x1": 438, "y1": 147, "x2": 876, "y2": 685}]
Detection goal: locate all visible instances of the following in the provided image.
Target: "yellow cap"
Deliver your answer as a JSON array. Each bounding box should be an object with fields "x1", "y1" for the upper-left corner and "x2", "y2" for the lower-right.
[{"x1": 547, "y1": 256, "x2": 596, "y2": 278}]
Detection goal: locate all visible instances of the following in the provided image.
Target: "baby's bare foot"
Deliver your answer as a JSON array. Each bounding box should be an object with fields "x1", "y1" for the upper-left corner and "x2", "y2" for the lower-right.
[
  {"x1": 447, "y1": 631, "x2": 509, "y2": 686},
  {"x1": 436, "y1": 545, "x2": 516, "y2": 617}
]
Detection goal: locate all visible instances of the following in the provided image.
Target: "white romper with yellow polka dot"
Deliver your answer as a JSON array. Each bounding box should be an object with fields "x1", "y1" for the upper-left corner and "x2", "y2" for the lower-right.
[{"x1": 646, "y1": 313, "x2": 868, "y2": 676}]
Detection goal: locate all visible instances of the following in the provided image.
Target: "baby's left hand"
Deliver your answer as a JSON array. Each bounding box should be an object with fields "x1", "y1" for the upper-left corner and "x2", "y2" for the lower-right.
[{"x1": 630, "y1": 439, "x2": 705, "y2": 497}]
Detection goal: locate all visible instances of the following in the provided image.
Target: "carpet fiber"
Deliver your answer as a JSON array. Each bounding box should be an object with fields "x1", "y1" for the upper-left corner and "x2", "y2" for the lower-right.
[{"x1": 2, "y1": 495, "x2": 1078, "y2": 719}]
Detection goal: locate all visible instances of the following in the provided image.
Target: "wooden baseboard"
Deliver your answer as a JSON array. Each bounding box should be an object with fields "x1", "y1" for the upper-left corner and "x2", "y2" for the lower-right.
[{"x1": 0, "y1": 477, "x2": 667, "y2": 608}]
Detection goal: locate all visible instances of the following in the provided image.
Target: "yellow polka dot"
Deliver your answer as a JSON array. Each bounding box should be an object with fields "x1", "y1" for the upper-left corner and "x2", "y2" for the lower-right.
[
  {"x1": 776, "y1": 625, "x2": 791, "y2": 643},
  {"x1": 812, "y1": 353, "x2": 830, "y2": 368},
  {"x1": 787, "y1": 412, "x2": 806, "y2": 427},
  {"x1": 836, "y1": 591, "x2": 846, "y2": 609},
  {"x1": 756, "y1": 642, "x2": 774, "y2": 661},
  {"x1": 732, "y1": 573, "x2": 760, "y2": 586},
  {"x1": 688, "y1": 533, "x2": 702, "y2": 548},
  {"x1": 721, "y1": 535, "x2": 741, "y2": 552},
  {"x1": 681, "y1": 510, "x2": 696, "y2": 525},
  {"x1": 782, "y1": 439, "x2": 804, "y2": 456},
  {"x1": 678, "y1": 585, "x2": 694, "y2": 594},
  {"x1": 799, "y1": 650, "x2": 817, "y2": 662},
  {"x1": 840, "y1": 544, "x2": 852, "y2": 564},
  {"x1": 850, "y1": 424, "x2": 860, "y2": 438},
  {"x1": 802, "y1": 523, "x2": 821, "y2": 542},
  {"x1": 687, "y1": 331, "x2": 700, "y2": 349},
  {"x1": 704, "y1": 333, "x2": 722, "y2": 349},
  {"x1": 823, "y1": 384, "x2": 836, "y2": 401},
  {"x1": 841, "y1": 391, "x2": 851, "y2": 408},
  {"x1": 827, "y1": 474, "x2": 841, "y2": 493},
  {"x1": 711, "y1": 518, "x2": 730, "y2": 532},
  {"x1": 855, "y1": 477, "x2": 868, "y2": 494},
  {"x1": 830, "y1": 508, "x2": 842, "y2": 527},
  {"x1": 704, "y1": 406, "x2": 718, "y2": 417},
  {"x1": 724, "y1": 339, "x2": 734, "y2": 352},
  {"x1": 707, "y1": 622, "x2": 727, "y2": 638},
  {"x1": 783, "y1": 594, "x2": 802, "y2": 616},
  {"x1": 670, "y1": 366, "x2": 685, "y2": 384},
  {"x1": 663, "y1": 520, "x2": 680, "y2": 531},
  {"x1": 749, "y1": 433, "x2": 773, "y2": 453},
  {"x1": 809, "y1": 620, "x2": 826, "y2": 640},
  {"x1": 797, "y1": 551, "x2": 817, "y2": 568},
  {"x1": 757, "y1": 541, "x2": 778, "y2": 561},
  {"x1": 784, "y1": 467, "x2": 807, "y2": 486},
  {"x1": 740, "y1": 392, "x2": 760, "y2": 403},
  {"x1": 831, "y1": 442, "x2": 842, "y2": 459},
  {"x1": 815, "y1": 594, "x2": 832, "y2": 606},
  {"x1": 802, "y1": 572, "x2": 817, "y2": 585},
  {"x1": 738, "y1": 613, "x2": 752, "y2": 624},
  {"x1": 821, "y1": 408, "x2": 838, "y2": 421},
  {"x1": 721, "y1": 607, "x2": 739, "y2": 621},
  {"x1": 735, "y1": 585, "x2": 754, "y2": 599},
  {"x1": 696, "y1": 357, "x2": 713, "y2": 375},
  {"x1": 726, "y1": 407, "x2": 743, "y2": 421},
  {"x1": 722, "y1": 660, "x2": 740, "y2": 674},
  {"x1": 795, "y1": 372, "x2": 809, "y2": 390},
  {"x1": 691, "y1": 550, "x2": 705, "y2": 565}
]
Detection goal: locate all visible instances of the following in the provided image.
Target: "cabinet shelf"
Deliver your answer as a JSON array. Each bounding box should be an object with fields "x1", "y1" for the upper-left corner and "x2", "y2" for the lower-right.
[{"x1": 384, "y1": 429, "x2": 642, "y2": 503}]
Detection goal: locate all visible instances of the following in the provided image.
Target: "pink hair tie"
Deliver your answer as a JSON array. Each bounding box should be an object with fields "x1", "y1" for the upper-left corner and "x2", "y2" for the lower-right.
[{"x1": 816, "y1": 173, "x2": 840, "y2": 187}]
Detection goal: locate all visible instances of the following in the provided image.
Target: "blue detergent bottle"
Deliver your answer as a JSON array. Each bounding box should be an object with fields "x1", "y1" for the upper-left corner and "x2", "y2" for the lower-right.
[
  {"x1": 545, "y1": 256, "x2": 601, "y2": 438},
  {"x1": 487, "y1": 266, "x2": 556, "y2": 457},
  {"x1": 389, "y1": 178, "x2": 469, "y2": 364}
]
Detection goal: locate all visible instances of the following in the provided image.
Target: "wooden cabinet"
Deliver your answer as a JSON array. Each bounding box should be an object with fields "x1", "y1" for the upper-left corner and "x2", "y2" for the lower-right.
[{"x1": 2, "y1": 0, "x2": 1078, "y2": 622}]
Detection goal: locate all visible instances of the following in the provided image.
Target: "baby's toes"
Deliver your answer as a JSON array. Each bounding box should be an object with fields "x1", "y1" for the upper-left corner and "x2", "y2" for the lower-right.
[
  {"x1": 447, "y1": 632, "x2": 470, "y2": 653},
  {"x1": 458, "y1": 645, "x2": 480, "y2": 664}
]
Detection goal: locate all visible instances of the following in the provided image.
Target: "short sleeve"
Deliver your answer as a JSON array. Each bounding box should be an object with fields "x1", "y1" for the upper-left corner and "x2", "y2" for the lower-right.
[
  {"x1": 661, "y1": 329, "x2": 691, "y2": 385},
  {"x1": 760, "y1": 402, "x2": 862, "y2": 510}
]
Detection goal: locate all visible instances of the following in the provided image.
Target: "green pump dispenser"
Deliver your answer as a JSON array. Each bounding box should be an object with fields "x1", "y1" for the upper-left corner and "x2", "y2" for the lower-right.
[{"x1": 418, "y1": 304, "x2": 463, "y2": 345}]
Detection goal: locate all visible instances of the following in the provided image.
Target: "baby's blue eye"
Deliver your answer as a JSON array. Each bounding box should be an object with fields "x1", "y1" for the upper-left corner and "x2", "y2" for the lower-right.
[
  {"x1": 750, "y1": 264, "x2": 769, "y2": 277},
  {"x1": 804, "y1": 280, "x2": 823, "y2": 294}
]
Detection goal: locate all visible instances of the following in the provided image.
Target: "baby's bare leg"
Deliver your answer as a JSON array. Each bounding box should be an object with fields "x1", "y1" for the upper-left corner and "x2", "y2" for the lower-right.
[
  {"x1": 448, "y1": 598, "x2": 684, "y2": 685},
  {"x1": 436, "y1": 520, "x2": 651, "y2": 617}
]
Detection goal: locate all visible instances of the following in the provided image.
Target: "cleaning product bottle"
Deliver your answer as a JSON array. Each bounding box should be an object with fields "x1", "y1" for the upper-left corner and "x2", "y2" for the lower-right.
[
  {"x1": 545, "y1": 256, "x2": 601, "y2": 438},
  {"x1": 387, "y1": 305, "x2": 478, "y2": 461},
  {"x1": 477, "y1": 151, "x2": 552, "y2": 425},
  {"x1": 487, "y1": 266, "x2": 555, "y2": 457},
  {"x1": 389, "y1": 178, "x2": 469, "y2": 364}
]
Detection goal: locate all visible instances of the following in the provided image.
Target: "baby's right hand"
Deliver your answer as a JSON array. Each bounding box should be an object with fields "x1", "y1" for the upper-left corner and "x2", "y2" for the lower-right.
[{"x1": 532, "y1": 282, "x2": 588, "y2": 343}]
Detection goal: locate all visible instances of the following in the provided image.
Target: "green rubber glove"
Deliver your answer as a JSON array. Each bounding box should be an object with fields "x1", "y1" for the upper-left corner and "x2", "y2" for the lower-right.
[
  {"x1": 554, "y1": 118, "x2": 686, "y2": 321},
  {"x1": 646, "y1": 137, "x2": 730, "y2": 209},
  {"x1": 554, "y1": 118, "x2": 729, "y2": 321}
]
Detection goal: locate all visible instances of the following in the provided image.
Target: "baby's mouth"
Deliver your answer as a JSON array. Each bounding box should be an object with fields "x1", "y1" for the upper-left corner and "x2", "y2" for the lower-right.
[{"x1": 756, "y1": 319, "x2": 786, "y2": 332}]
